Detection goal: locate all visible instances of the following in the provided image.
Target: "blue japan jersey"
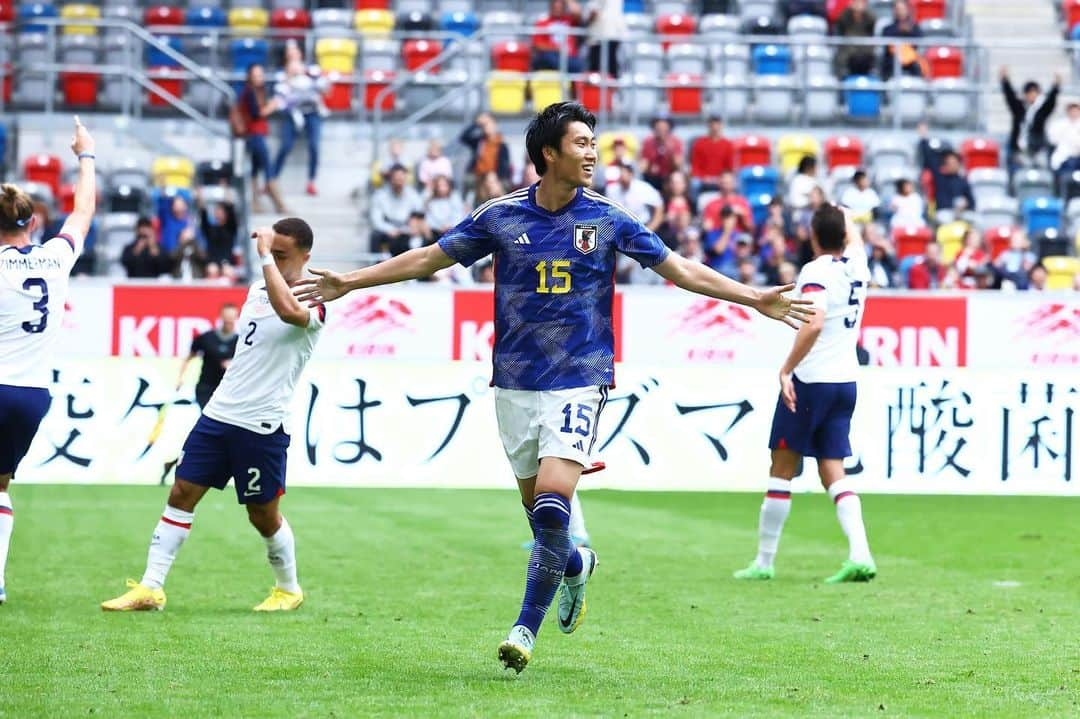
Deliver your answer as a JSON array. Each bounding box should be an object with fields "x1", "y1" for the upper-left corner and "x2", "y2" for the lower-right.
[{"x1": 438, "y1": 185, "x2": 670, "y2": 390}]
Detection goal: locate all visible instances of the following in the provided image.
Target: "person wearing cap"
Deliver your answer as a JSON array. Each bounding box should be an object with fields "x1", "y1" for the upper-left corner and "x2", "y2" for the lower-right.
[
  {"x1": 1000, "y1": 66, "x2": 1061, "y2": 172},
  {"x1": 640, "y1": 117, "x2": 684, "y2": 191},
  {"x1": 1050, "y1": 100, "x2": 1080, "y2": 188},
  {"x1": 369, "y1": 164, "x2": 424, "y2": 254},
  {"x1": 689, "y1": 117, "x2": 734, "y2": 197}
]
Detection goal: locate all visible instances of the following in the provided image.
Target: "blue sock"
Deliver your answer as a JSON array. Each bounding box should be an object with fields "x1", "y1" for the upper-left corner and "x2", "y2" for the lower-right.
[
  {"x1": 525, "y1": 500, "x2": 583, "y2": 577},
  {"x1": 515, "y1": 493, "x2": 574, "y2": 635}
]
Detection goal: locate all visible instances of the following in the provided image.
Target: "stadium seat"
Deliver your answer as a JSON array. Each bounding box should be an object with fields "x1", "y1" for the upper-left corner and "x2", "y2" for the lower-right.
[
  {"x1": 870, "y1": 136, "x2": 914, "y2": 177},
  {"x1": 622, "y1": 0, "x2": 646, "y2": 12},
  {"x1": 105, "y1": 185, "x2": 148, "y2": 214},
  {"x1": 623, "y1": 12, "x2": 653, "y2": 36},
  {"x1": 797, "y1": 44, "x2": 833, "y2": 78},
  {"x1": 629, "y1": 42, "x2": 665, "y2": 77},
  {"x1": 151, "y1": 157, "x2": 194, "y2": 190},
  {"x1": 187, "y1": 6, "x2": 227, "y2": 29},
  {"x1": 824, "y1": 135, "x2": 864, "y2": 169},
  {"x1": 183, "y1": 35, "x2": 216, "y2": 69},
  {"x1": 741, "y1": 14, "x2": 783, "y2": 37},
  {"x1": 481, "y1": 11, "x2": 524, "y2": 44},
  {"x1": 397, "y1": 10, "x2": 434, "y2": 32},
  {"x1": 316, "y1": 37, "x2": 358, "y2": 73},
  {"x1": 400, "y1": 70, "x2": 442, "y2": 112},
  {"x1": 18, "y1": 2, "x2": 58, "y2": 34},
  {"x1": 146, "y1": 35, "x2": 182, "y2": 69},
  {"x1": 828, "y1": 0, "x2": 853, "y2": 23},
  {"x1": 738, "y1": 165, "x2": 779, "y2": 198},
  {"x1": 487, "y1": 71, "x2": 527, "y2": 115},
  {"x1": 711, "y1": 43, "x2": 750, "y2": 77},
  {"x1": 893, "y1": 225, "x2": 933, "y2": 259},
  {"x1": 787, "y1": 14, "x2": 827, "y2": 36},
  {"x1": 597, "y1": 131, "x2": 640, "y2": 165},
  {"x1": 969, "y1": 167, "x2": 1009, "y2": 207},
  {"x1": 403, "y1": 39, "x2": 442, "y2": 72},
  {"x1": 804, "y1": 76, "x2": 838, "y2": 123},
  {"x1": 575, "y1": 73, "x2": 615, "y2": 113},
  {"x1": 1014, "y1": 168, "x2": 1055, "y2": 204},
  {"x1": 362, "y1": 68, "x2": 396, "y2": 111},
  {"x1": 229, "y1": 7, "x2": 270, "y2": 36},
  {"x1": 666, "y1": 73, "x2": 703, "y2": 114},
  {"x1": 530, "y1": 71, "x2": 564, "y2": 109},
  {"x1": 843, "y1": 76, "x2": 881, "y2": 119},
  {"x1": 441, "y1": 11, "x2": 479, "y2": 37},
  {"x1": 23, "y1": 154, "x2": 62, "y2": 198},
  {"x1": 322, "y1": 70, "x2": 353, "y2": 112},
  {"x1": 437, "y1": 0, "x2": 472, "y2": 12},
  {"x1": 354, "y1": 8, "x2": 394, "y2": 35},
  {"x1": 1068, "y1": 0, "x2": 1080, "y2": 34},
  {"x1": 271, "y1": 8, "x2": 311, "y2": 40},
  {"x1": 0, "y1": 2, "x2": 13, "y2": 24},
  {"x1": 357, "y1": 0, "x2": 391, "y2": 8},
  {"x1": 920, "y1": 18, "x2": 957, "y2": 38},
  {"x1": 754, "y1": 75, "x2": 797, "y2": 123},
  {"x1": 617, "y1": 74, "x2": 663, "y2": 117},
  {"x1": 936, "y1": 221, "x2": 967, "y2": 262},
  {"x1": 445, "y1": 43, "x2": 486, "y2": 76},
  {"x1": 655, "y1": 13, "x2": 696, "y2": 49},
  {"x1": 975, "y1": 196, "x2": 1019, "y2": 231},
  {"x1": 925, "y1": 46, "x2": 963, "y2": 78},
  {"x1": 145, "y1": 67, "x2": 184, "y2": 108},
  {"x1": 1042, "y1": 256, "x2": 1080, "y2": 288},
  {"x1": 655, "y1": 0, "x2": 693, "y2": 14},
  {"x1": 749, "y1": 192, "x2": 774, "y2": 227},
  {"x1": 914, "y1": 0, "x2": 946, "y2": 21},
  {"x1": 59, "y1": 35, "x2": 99, "y2": 106},
  {"x1": 396, "y1": 0, "x2": 432, "y2": 12},
  {"x1": 733, "y1": 134, "x2": 772, "y2": 169},
  {"x1": 752, "y1": 45, "x2": 792, "y2": 75},
  {"x1": 360, "y1": 38, "x2": 399, "y2": 72},
  {"x1": 195, "y1": 160, "x2": 233, "y2": 187},
  {"x1": 895, "y1": 76, "x2": 929, "y2": 125},
  {"x1": 1022, "y1": 197, "x2": 1063, "y2": 234},
  {"x1": 667, "y1": 43, "x2": 706, "y2": 75},
  {"x1": 961, "y1": 138, "x2": 1000, "y2": 170},
  {"x1": 1034, "y1": 228, "x2": 1071, "y2": 259},
  {"x1": 231, "y1": 38, "x2": 269, "y2": 73},
  {"x1": 699, "y1": 13, "x2": 740, "y2": 38},
  {"x1": 144, "y1": 5, "x2": 184, "y2": 28},
  {"x1": 739, "y1": 0, "x2": 777, "y2": 21},
  {"x1": 985, "y1": 226, "x2": 1013, "y2": 258},
  {"x1": 1066, "y1": 170, "x2": 1080, "y2": 202},
  {"x1": 1067, "y1": 197, "x2": 1080, "y2": 235},
  {"x1": 710, "y1": 75, "x2": 750, "y2": 121},
  {"x1": 491, "y1": 41, "x2": 530, "y2": 73},
  {"x1": 777, "y1": 134, "x2": 821, "y2": 175},
  {"x1": 60, "y1": 3, "x2": 100, "y2": 35}
]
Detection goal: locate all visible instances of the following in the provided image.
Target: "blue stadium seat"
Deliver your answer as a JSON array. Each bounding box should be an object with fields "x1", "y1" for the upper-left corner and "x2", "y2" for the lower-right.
[
  {"x1": 738, "y1": 165, "x2": 779, "y2": 198},
  {"x1": 230, "y1": 38, "x2": 269, "y2": 72},
  {"x1": 146, "y1": 35, "x2": 183, "y2": 68},
  {"x1": 18, "y1": 2, "x2": 58, "y2": 34},
  {"x1": 187, "y1": 6, "x2": 227, "y2": 28},
  {"x1": 1022, "y1": 197, "x2": 1063, "y2": 234},
  {"x1": 623, "y1": 0, "x2": 647, "y2": 13},
  {"x1": 843, "y1": 76, "x2": 881, "y2": 119},
  {"x1": 751, "y1": 45, "x2": 791, "y2": 75},
  {"x1": 749, "y1": 193, "x2": 774, "y2": 228},
  {"x1": 441, "y1": 10, "x2": 479, "y2": 38}
]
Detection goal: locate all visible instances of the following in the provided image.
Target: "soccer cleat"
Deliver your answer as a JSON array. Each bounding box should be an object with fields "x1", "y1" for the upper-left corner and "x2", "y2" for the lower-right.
[
  {"x1": 557, "y1": 547, "x2": 598, "y2": 635},
  {"x1": 254, "y1": 586, "x2": 304, "y2": 612},
  {"x1": 498, "y1": 625, "x2": 535, "y2": 674},
  {"x1": 101, "y1": 579, "x2": 166, "y2": 611},
  {"x1": 824, "y1": 560, "x2": 877, "y2": 584},
  {"x1": 733, "y1": 563, "x2": 775, "y2": 580},
  {"x1": 0, "y1": 586, "x2": 6, "y2": 605}
]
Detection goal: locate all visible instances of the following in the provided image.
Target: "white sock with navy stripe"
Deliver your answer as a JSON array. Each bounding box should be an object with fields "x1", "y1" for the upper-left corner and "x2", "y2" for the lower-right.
[
  {"x1": 141, "y1": 505, "x2": 193, "y2": 590},
  {"x1": 828, "y1": 479, "x2": 872, "y2": 564},
  {"x1": 264, "y1": 516, "x2": 300, "y2": 594},
  {"x1": 568, "y1": 492, "x2": 589, "y2": 543},
  {"x1": 755, "y1": 478, "x2": 792, "y2": 569},
  {"x1": 0, "y1": 492, "x2": 13, "y2": 589}
]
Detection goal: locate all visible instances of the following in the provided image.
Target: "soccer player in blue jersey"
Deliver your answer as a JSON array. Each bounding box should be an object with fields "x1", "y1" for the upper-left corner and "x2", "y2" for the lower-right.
[{"x1": 295, "y1": 102, "x2": 812, "y2": 672}]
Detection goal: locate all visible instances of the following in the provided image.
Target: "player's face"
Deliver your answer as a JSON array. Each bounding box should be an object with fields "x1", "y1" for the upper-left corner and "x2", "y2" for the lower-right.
[
  {"x1": 220, "y1": 307, "x2": 238, "y2": 334},
  {"x1": 550, "y1": 121, "x2": 597, "y2": 188},
  {"x1": 269, "y1": 232, "x2": 310, "y2": 282}
]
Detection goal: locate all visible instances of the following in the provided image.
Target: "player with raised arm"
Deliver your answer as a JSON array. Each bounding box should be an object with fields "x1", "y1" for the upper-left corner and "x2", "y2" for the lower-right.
[
  {"x1": 102, "y1": 218, "x2": 325, "y2": 613},
  {"x1": 0, "y1": 117, "x2": 96, "y2": 605},
  {"x1": 734, "y1": 205, "x2": 876, "y2": 584},
  {"x1": 293, "y1": 102, "x2": 812, "y2": 672}
]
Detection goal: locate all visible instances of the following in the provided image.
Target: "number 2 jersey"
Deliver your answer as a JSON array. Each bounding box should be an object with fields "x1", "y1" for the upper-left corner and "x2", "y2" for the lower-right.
[
  {"x1": 202, "y1": 280, "x2": 325, "y2": 435},
  {"x1": 438, "y1": 184, "x2": 670, "y2": 391},
  {"x1": 0, "y1": 234, "x2": 78, "y2": 389},
  {"x1": 792, "y1": 244, "x2": 871, "y2": 384}
]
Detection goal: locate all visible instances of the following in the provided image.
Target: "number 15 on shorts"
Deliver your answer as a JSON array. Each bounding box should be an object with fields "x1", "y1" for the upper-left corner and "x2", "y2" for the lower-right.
[{"x1": 560, "y1": 403, "x2": 593, "y2": 436}]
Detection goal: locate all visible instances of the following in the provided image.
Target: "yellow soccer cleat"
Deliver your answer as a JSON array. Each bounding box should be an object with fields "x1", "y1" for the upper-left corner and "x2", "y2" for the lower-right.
[
  {"x1": 101, "y1": 579, "x2": 166, "y2": 612},
  {"x1": 254, "y1": 586, "x2": 304, "y2": 612}
]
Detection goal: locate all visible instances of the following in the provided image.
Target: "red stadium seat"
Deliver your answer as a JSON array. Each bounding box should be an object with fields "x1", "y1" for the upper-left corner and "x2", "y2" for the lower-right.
[
  {"x1": 925, "y1": 46, "x2": 963, "y2": 78},
  {"x1": 363, "y1": 69, "x2": 395, "y2": 111},
  {"x1": 733, "y1": 134, "x2": 772, "y2": 169},
  {"x1": 61, "y1": 72, "x2": 99, "y2": 107},
  {"x1": 270, "y1": 8, "x2": 310, "y2": 40},
  {"x1": 961, "y1": 137, "x2": 1000, "y2": 170},
  {"x1": 827, "y1": 0, "x2": 852, "y2": 24},
  {"x1": 144, "y1": 5, "x2": 185, "y2": 28},
  {"x1": 146, "y1": 67, "x2": 184, "y2": 107},
  {"x1": 492, "y1": 41, "x2": 531, "y2": 73},
  {"x1": 23, "y1": 155, "x2": 63, "y2": 198},
  {"x1": 986, "y1": 226, "x2": 1014, "y2": 259},
  {"x1": 59, "y1": 184, "x2": 76, "y2": 214},
  {"x1": 666, "y1": 73, "x2": 702, "y2": 114},
  {"x1": 324, "y1": 71, "x2": 353, "y2": 112},
  {"x1": 402, "y1": 39, "x2": 441, "y2": 72},
  {"x1": 1067, "y1": 0, "x2": 1080, "y2": 32},
  {"x1": 914, "y1": 0, "x2": 947, "y2": 21},
  {"x1": 823, "y1": 135, "x2": 864, "y2": 169},
  {"x1": 574, "y1": 73, "x2": 614, "y2": 113},
  {"x1": 0, "y1": 1, "x2": 14, "y2": 23},
  {"x1": 356, "y1": 0, "x2": 390, "y2": 8},
  {"x1": 893, "y1": 225, "x2": 933, "y2": 259},
  {"x1": 655, "y1": 14, "x2": 696, "y2": 50}
]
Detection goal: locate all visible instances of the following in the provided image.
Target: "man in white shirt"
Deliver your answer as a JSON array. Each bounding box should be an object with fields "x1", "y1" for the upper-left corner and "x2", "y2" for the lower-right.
[
  {"x1": 605, "y1": 161, "x2": 662, "y2": 232},
  {"x1": 103, "y1": 218, "x2": 325, "y2": 614},
  {"x1": 839, "y1": 170, "x2": 881, "y2": 223}
]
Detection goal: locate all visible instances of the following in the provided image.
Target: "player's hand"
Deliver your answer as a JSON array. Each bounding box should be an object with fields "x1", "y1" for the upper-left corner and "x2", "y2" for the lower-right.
[
  {"x1": 293, "y1": 268, "x2": 348, "y2": 305},
  {"x1": 252, "y1": 226, "x2": 273, "y2": 259},
  {"x1": 71, "y1": 116, "x2": 95, "y2": 156},
  {"x1": 754, "y1": 284, "x2": 814, "y2": 330},
  {"x1": 779, "y1": 371, "x2": 797, "y2": 413}
]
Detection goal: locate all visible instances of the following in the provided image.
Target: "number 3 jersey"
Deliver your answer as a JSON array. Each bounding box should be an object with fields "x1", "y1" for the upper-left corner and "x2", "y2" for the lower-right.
[
  {"x1": 792, "y1": 245, "x2": 871, "y2": 384},
  {"x1": 0, "y1": 235, "x2": 78, "y2": 389},
  {"x1": 203, "y1": 280, "x2": 325, "y2": 435},
  {"x1": 438, "y1": 184, "x2": 670, "y2": 391}
]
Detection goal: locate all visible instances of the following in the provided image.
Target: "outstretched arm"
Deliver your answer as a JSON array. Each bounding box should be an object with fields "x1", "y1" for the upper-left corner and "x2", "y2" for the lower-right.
[
  {"x1": 59, "y1": 116, "x2": 96, "y2": 254},
  {"x1": 294, "y1": 244, "x2": 457, "y2": 305}
]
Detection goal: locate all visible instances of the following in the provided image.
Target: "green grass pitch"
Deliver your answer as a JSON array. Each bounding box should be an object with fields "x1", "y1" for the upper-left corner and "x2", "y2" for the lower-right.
[{"x1": 2, "y1": 486, "x2": 1077, "y2": 718}]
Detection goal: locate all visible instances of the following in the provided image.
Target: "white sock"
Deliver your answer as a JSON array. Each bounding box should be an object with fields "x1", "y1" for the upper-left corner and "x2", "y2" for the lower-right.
[
  {"x1": 568, "y1": 492, "x2": 589, "y2": 543},
  {"x1": 828, "y1": 479, "x2": 873, "y2": 564},
  {"x1": 754, "y1": 478, "x2": 792, "y2": 569},
  {"x1": 0, "y1": 492, "x2": 13, "y2": 588},
  {"x1": 264, "y1": 516, "x2": 300, "y2": 594},
  {"x1": 141, "y1": 505, "x2": 193, "y2": 590}
]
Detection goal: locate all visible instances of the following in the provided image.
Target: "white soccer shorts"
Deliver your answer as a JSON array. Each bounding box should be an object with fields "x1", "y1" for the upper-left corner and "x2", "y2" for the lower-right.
[{"x1": 494, "y1": 385, "x2": 609, "y2": 480}]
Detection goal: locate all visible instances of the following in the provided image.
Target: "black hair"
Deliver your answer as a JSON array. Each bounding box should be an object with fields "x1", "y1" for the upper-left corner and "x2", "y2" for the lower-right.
[
  {"x1": 811, "y1": 203, "x2": 846, "y2": 251},
  {"x1": 852, "y1": 169, "x2": 867, "y2": 182},
  {"x1": 136, "y1": 216, "x2": 153, "y2": 228},
  {"x1": 273, "y1": 217, "x2": 314, "y2": 251},
  {"x1": 525, "y1": 102, "x2": 597, "y2": 176},
  {"x1": 1023, "y1": 81, "x2": 1040, "y2": 95},
  {"x1": 797, "y1": 155, "x2": 817, "y2": 174}
]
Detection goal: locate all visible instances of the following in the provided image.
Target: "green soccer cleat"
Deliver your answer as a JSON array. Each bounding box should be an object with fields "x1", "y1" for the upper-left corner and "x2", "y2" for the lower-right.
[
  {"x1": 733, "y1": 563, "x2": 775, "y2": 580},
  {"x1": 824, "y1": 560, "x2": 877, "y2": 584}
]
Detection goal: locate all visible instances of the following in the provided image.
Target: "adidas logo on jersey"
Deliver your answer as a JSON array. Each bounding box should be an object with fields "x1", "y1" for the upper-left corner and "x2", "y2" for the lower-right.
[{"x1": 514, "y1": 233, "x2": 531, "y2": 245}]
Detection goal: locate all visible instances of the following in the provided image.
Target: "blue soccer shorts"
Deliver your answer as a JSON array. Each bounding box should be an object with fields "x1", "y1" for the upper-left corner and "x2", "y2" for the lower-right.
[
  {"x1": 0, "y1": 384, "x2": 52, "y2": 476},
  {"x1": 768, "y1": 376, "x2": 857, "y2": 459},
  {"x1": 177, "y1": 415, "x2": 290, "y2": 504}
]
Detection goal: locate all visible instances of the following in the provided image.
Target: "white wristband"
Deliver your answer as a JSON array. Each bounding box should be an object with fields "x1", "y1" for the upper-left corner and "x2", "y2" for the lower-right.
[{"x1": 260, "y1": 254, "x2": 274, "y2": 267}]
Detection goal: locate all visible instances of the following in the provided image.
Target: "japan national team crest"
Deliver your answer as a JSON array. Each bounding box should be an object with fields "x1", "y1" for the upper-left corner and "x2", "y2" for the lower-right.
[{"x1": 574, "y1": 224, "x2": 599, "y2": 255}]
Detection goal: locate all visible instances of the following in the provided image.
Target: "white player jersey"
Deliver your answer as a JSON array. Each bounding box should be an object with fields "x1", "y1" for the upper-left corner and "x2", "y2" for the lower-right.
[
  {"x1": 203, "y1": 280, "x2": 324, "y2": 435},
  {"x1": 0, "y1": 235, "x2": 78, "y2": 388},
  {"x1": 792, "y1": 245, "x2": 871, "y2": 384}
]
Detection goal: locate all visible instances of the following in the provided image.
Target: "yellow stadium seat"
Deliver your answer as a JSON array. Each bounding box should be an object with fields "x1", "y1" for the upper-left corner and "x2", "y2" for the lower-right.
[
  {"x1": 1042, "y1": 256, "x2": 1080, "y2": 289},
  {"x1": 228, "y1": 8, "x2": 269, "y2": 36},
  {"x1": 597, "y1": 131, "x2": 640, "y2": 166},
  {"x1": 530, "y1": 72, "x2": 564, "y2": 110},
  {"x1": 354, "y1": 9, "x2": 394, "y2": 36},
  {"x1": 61, "y1": 4, "x2": 101, "y2": 35},
  {"x1": 151, "y1": 156, "x2": 195, "y2": 189},
  {"x1": 315, "y1": 38, "x2": 358, "y2": 73},
  {"x1": 777, "y1": 134, "x2": 821, "y2": 175},
  {"x1": 487, "y1": 72, "x2": 527, "y2": 115},
  {"x1": 936, "y1": 221, "x2": 968, "y2": 263}
]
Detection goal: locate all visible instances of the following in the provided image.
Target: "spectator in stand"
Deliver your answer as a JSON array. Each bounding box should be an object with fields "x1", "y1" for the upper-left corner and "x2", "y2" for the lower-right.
[
  {"x1": 532, "y1": 0, "x2": 584, "y2": 73},
  {"x1": 916, "y1": 121, "x2": 949, "y2": 174},
  {"x1": 158, "y1": 195, "x2": 194, "y2": 254},
  {"x1": 908, "y1": 241, "x2": 948, "y2": 289},
  {"x1": 778, "y1": 261, "x2": 798, "y2": 286},
  {"x1": 703, "y1": 171, "x2": 753, "y2": 233},
  {"x1": 582, "y1": 0, "x2": 624, "y2": 78},
  {"x1": 369, "y1": 164, "x2": 424, "y2": 253},
  {"x1": 780, "y1": 0, "x2": 828, "y2": 21},
  {"x1": 461, "y1": 113, "x2": 512, "y2": 188},
  {"x1": 236, "y1": 64, "x2": 283, "y2": 213},
  {"x1": 889, "y1": 177, "x2": 926, "y2": 228},
  {"x1": 839, "y1": 169, "x2": 880, "y2": 223},
  {"x1": 661, "y1": 204, "x2": 698, "y2": 253},
  {"x1": 475, "y1": 171, "x2": 509, "y2": 204},
  {"x1": 1049, "y1": 100, "x2": 1080, "y2": 188},
  {"x1": 792, "y1": 186, "x2": 828, "y2": 266},
  {"x1": 197, "y1": 190, "x2": 238, "y2": 271},
  {"x1": 518, "y1": 158, "x2": 541, "y2": 189},
  {"x1": 122, "y1": 218, "x2": 174, "y2": 279},
  {"x1": 736, "y1": 254, "x2": 763, "y2": 287},
  {"x1": 171, "y1": 227, "x2": 209, "y2": 281},
  {"x1": 1027, "y1": 263, "x2": 1048, "y2": 291},
  {"x1": 663, "y1": 171, "x2": 694, "y2": 219},
  {"x1": 786, "y1": 156, "x2": 819, "y2": 210},
  {"x1": 954, "y1": 227, "x2": 991, "y2": 289},
  {"x1": 416, "y1": 139, "x2": 454, "y2": 195},
  {"x1": 271, "y1": 42, "x2": 329, "y2": 197},
  {"x1": 640, "y1": 117, "x2": 684, "y2": 191},
  {"x1": 833, "y1": 0, "x2": 876, "y2": 78},
  {"x1": 677, "y1": 225, "x2": 705, "y2": 264},
  {"x1": 606, "y1": 161, "x2": 663, "y2": 232},
  {"x1": 426, "y1": 175, "x2": 466, "y2": 240},
  {"x1": 602, "y1": 136, "x2": 632, "y2": 188},
  {"x1": 759, "y1": 223, "x2": 792, "y2": 285},
  {"x1": 371, "y1": 138, "x2": 414, "y2": 190},
  {"x1": 993, "y1": 229, "x2": 1038, "y2": 289},
  {"x1": 865, "y1": 223, "x2": 898, "y2": 288},
  {"x1": 704, "y1": 205, "x2": 750, "y2": 276},
  {"x1": 688, "y1": 117, "x2": 734, "y2": 197},
  {"x1": 388, "y1": 210, "x2": 433, "y2": 257},
  {"x1": 755, "y1": 196, "x2": 794, "y2": 243},
  {"x1": 880, "y1": 0, "x2": 923, "y2": 81},
  {"x1": 1000, "y1": 66, "x2": 1060, "y2": 171},
  {"x1": 932, "y1": 151, "x2": 976, "y2": 214}
]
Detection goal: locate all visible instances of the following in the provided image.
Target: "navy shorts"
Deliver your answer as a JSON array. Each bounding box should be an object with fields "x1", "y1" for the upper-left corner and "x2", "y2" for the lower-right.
[
  {"x1": 0, "y1": 384, "x2": 52, "y2": 476},
  {"x1": 177, "y1": 415, "x2": 290, "y2": 505},
  {"x1": 768, "y1": 377, "x2": 856, "y2": 459}
]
